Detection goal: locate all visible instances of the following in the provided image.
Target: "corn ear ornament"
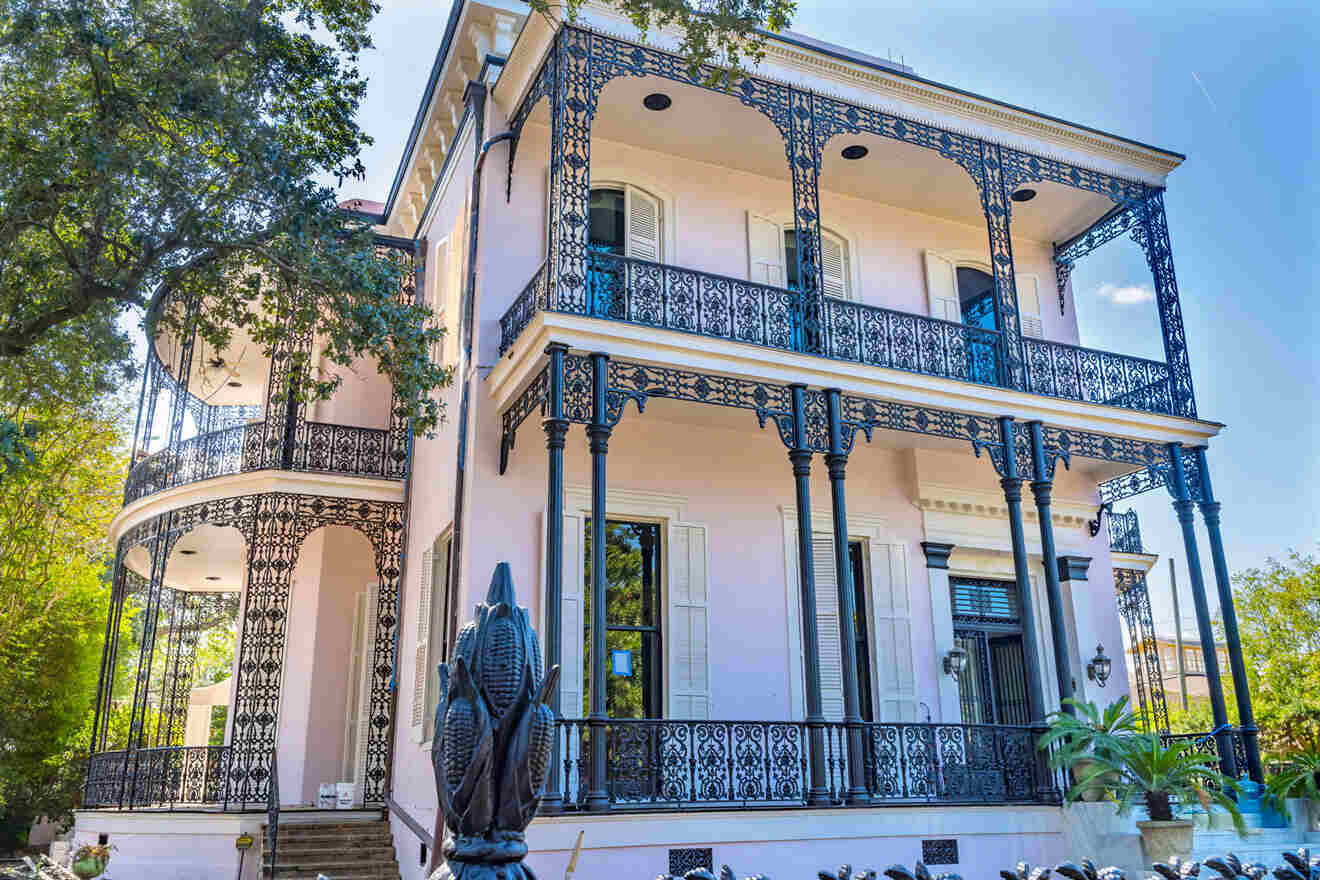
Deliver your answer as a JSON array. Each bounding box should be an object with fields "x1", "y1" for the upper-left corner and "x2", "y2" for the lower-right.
[{"x1": 430, "y1": 563, "x2": 560, "y2": 880}]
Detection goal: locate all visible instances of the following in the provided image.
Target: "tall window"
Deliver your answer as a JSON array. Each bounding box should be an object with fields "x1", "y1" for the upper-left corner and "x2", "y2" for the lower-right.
[
  {"x1": 782, "y1": 228, "x2": 850, "y2": 298},
  {"x1": 952, "y1": 577, "x2": 1031, "y2": 725},
  {"x1": 587, "y1": 185, "x2": 662, "y2": 319},
  {"x1": 849, "y1": 542, "x2": 874, "y2": 722},
  {"x1": 583, "y1": 520, "x2": 663, "y2": 719},
  {"x1": 956, "y1": 267, "x2": 998, "y2": 331},
  {"x1": 422, "y1": 533, "x2": 452, "y2": 743}
]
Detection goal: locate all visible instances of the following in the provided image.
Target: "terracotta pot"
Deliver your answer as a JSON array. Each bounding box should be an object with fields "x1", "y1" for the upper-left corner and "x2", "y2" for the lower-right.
[
  {"x1": 1136, "y1": 819, "x2": 1195, "y2": 866},
  {"x1": 1071, "y1": 757, "x2": 1106, "y2": 802}
]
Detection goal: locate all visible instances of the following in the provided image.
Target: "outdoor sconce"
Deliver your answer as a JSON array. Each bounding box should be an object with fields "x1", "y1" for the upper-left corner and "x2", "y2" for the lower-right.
[
  {"x1": 1087, "y1": 644, "x2": 1112, "y2": 688},
  {"x1": 942, "y1": 645, "x2": 968, "y2": 678}
]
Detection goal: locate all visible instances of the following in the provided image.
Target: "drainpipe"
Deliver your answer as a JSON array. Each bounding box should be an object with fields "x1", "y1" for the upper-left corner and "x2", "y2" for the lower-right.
[{"x1": 442, "y1": 81, "x2": 517, "y2": 656}]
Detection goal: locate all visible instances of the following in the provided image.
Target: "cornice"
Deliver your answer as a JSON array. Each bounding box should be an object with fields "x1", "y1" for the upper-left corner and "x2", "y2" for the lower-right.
[
  {"x1": 572, "y1": 4, "x2": 1181, "y2": 186},
  {"x1": 916, "y1": 483, "x2": 1093, "y2": 531}
]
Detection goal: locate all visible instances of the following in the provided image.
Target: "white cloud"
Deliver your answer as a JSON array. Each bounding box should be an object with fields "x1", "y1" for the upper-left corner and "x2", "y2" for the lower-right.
[{"x1": 1095, "y1": 283, "x2": 1155, "y2": 306}]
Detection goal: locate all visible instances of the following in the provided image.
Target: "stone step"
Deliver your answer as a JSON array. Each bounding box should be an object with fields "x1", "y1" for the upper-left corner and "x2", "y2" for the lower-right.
[
  {"x1": 271, "y1": 871, "x2": 400, "y2": 880},
  {"x1": 267, "y1": 857, "x2": 400, "y2": 872},
  {"x1": 269, "y1": 844, "x2": 397, "y2": 860}
]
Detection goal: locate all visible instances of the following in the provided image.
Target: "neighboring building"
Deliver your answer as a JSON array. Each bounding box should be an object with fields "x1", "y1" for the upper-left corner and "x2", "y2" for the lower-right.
[{"x1": 74, "y1": 3, "x2": 1261, "y2": 879}]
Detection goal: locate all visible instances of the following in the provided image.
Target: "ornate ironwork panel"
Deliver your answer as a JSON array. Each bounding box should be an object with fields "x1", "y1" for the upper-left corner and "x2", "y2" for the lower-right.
[
  {"x1": 551, "y1": 718, "x2": 1056, "y2": 809},
  {"x1": 788, "y1": 88, "x2": 824, "y2": 353},
  {"x1": 499, "y1": 262, "x2": 548, "y2": 355},
  {"x1": 1108, "y1": 508, "x2": 1144, "y2": 554},
  {"x1": 1136, "y1": 190, "x2": 1197, "y2": 418},
  {"x1": 1115, "y1": 567, "x2": 1170, "y2": 733},
  {"x1": 1023, "y1": 339, "x2": 1172, "y2": 415},
  {"x1": 1052, "y1": 204, "x2": 1143, "y2": 310},
  {"x1": 977, "y1": 142, "x2": 1026, "y2": 389},
  {"x1": 1000, "y1": 147, "x2": 1148, "y2": 207},
  {"x1": 1098, "y1": 447, "x2": 1201, "y2": 503}
]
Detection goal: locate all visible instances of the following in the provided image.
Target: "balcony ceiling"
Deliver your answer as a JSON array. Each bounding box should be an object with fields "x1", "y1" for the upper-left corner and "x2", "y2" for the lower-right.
[
  {"x1": 154, "y1": 321, "x2": 268, "y2": 410},
  {"x1": 124, "y1": 524, "x2": 247, "y2": 592},
  {"x1": 527, "y1": 74, "x2": 1118, "y2": 245}
]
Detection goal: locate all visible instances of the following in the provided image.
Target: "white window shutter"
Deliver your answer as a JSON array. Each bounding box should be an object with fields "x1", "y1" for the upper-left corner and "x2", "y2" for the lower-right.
[
  {"x1": 820, "y1": 232, "x2": 849, "y2": 299},
  {"x1": 410, "y1": 547, "x2": 435, "y2": 740},
  {"x1": 923, "y1": 250, "x2": 961, "y2": 322},
  {"x1": 747, "y1": 213, "x2": 786, "y2": 286},
  {"x1": 352, "y1": 582, "x2": 377, "y2": 803},
  {"x1": 667, "y1": 524, "x2": 711, "y2": 719},
  {"x1": 811, "y1": 534, "x2": 845, "y2": 721},
  {"x1": 559, "y1": 512, "x2": 586, "y2": 720},
  {"x1": 1017, "y1": 273, "x2": 1044, "y2": 338},
  {"x1": 625, "y1": 186, "x2": 661, "y2": 262},
  {"x1": 870, "y1": 543, "x2": 918, "y2": 722}
]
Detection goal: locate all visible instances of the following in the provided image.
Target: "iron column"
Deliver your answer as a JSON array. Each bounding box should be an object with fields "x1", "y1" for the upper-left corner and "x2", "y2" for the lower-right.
[
  {"x1": 996, "y1": 417, "x2": 1047, "y2": 724},
  {"x1": 1027, "y1": 421, "x2": 1074, "y2": 712},
  {"x1": 824, "y1": 389, "x2": 868, "y2": 804},
  {"x1": 585, "y1": 352, "x2": 611, "y2": 810},
  {"x1": 1167, "y1": 443, "x2": 1237, "y2": 778},
  {"x1": 1193, "y1": 447, "x2": 1261, "y2": 782},
  {"x1": 788, "y1": 384, "x2": 830, "y2": 806},
  {"x1": 540, "y1": 343, "x2": 569, "y2": 811}
]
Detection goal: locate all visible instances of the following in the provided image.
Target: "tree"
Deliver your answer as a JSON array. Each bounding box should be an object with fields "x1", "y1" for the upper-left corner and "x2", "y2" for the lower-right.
[
  {"x1": 0, "y1": 0, "x2": 795, "y2": 469},
  {"x1": 535, "y1": 0, "x2": 796, "y2": 84},
  {"x1": 0, "y1": 400, "x2": 126, "y2": 837},
  {"x1": 1232, "y1": 550, "x2": 1320, "y2": 755},
  {"x1": 0, "y1": 0, "x2": 448, "y2": 449}
]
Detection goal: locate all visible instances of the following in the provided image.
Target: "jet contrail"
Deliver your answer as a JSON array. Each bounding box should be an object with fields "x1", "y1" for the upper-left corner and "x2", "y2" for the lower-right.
[{"x1": 1191, "y1": 70, "x2": 1218, "y2": 113}]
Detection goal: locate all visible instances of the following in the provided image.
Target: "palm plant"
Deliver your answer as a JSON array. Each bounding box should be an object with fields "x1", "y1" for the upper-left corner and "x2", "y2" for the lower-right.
[
  {"x1": 1071, "y1": 732, "x2": 1246, "y2": 835},
  {"x1": 1266, "y1": 747, "x2": 1320, "y2": 824},
  {"x1": 1037, "y1": 696, "x2": 1141, "y2": 769}
]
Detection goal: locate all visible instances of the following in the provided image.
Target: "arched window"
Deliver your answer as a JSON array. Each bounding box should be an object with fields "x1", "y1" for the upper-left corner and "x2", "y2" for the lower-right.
[
  {"x1": 588, "y1": 184, "x2": 662, "y2": 261},
  {"x1": 925, "y1": 251, "x2": 1043, "y2": 338},
  {"x1": 747, "y1": 213, "x2": 851, "y2": 298}
]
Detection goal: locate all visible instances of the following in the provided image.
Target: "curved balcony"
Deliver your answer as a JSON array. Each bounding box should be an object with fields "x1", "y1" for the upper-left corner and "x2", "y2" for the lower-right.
[
  {"x1": 123, "y1": 419, "x2": 398, "y2": 504},
  {"x1": 500, "y1": 253, "x2": 1178, "y2": 417}
]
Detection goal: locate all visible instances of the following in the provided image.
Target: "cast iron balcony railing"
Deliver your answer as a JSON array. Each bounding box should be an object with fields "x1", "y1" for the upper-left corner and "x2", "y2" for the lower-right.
[
  {"x1": 1108, "y1": 508, "x2": 1144, "y2": 554},
  {"x1": 1160, "y1": 729, "x2": 1248, "y2": 784},
  {"x1": 83, "y1": 746, "x2": 253, "y2": 810},
  {"x1": 553, "y1": 718, "x2": 1061, "y2": 811},
  {"x1": 499, "y1": 254, "x2": 1179, "y2": 417},
  {"x1": 123, "y1": 420, "x2": 397, "y2": 504}
]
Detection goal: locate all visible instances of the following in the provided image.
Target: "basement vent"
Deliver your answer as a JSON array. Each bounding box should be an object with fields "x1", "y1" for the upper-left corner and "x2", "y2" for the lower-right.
[
  {"x1": 922, "y1": 839, "x2": 959, "y2": 865},
  {"x1": 669, "y1": 848, "x2": 713, "y2": 876}
]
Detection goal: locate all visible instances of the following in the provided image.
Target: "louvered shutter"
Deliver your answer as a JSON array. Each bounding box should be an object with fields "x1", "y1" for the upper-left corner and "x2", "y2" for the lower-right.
[
  {"x1": 1017, "y1": 274, "x2": 1044, "y2": 338},
  {"x1": 811, "y1": 534, "x2": 845, "y2": 721},
  {"x1": 625, "y1": 187, "x2": 661, "y2": 262},
  {"x1": 351, "y1": 583, "x2": 377, "y2": 803},
  {"x1": 343, "y1": 591, "x2": 367, "y2": 779},
  {"x1": 923, "y1": 250, "x2": 962, "y2": 322},
  {"x1": 870, "y1": 544, "x2": 918, "y2": 721},
  {"x1": 747, "y1": 213, "x2": 786, "y2": 286},
  {"x1": 667, "y1": 524, "x2": 711, "y2": 719},
  {"x1": 821, "y1": 232, "x2": 849, "y2": 299},
  {"x1": 410, "y1": 547, "x2": 435, "y2": 741},
  {"x1": 559, "y1": 512, "x2": 586, "y2": 720}
]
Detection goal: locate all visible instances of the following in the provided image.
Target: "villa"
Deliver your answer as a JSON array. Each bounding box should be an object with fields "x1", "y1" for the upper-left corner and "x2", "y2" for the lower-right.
[{"x1": 73, "y1": 2, "x2": 1265, "y2": 878}]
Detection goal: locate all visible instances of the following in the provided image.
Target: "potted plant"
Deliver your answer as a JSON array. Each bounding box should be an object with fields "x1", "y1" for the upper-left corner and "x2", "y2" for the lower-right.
[
  {"x1": 69, "y1": 843, "x2": 113, "y2": 879},
  {"x1": 1266, "y1": 746, "x2": 1320, "y2": 833},
  {"x1": 1070, "y1": 732, "x2": 1245, "y2": 866},
  {"x1": 1036, "y1": 696, "x2": 1139, "y2": 801}
]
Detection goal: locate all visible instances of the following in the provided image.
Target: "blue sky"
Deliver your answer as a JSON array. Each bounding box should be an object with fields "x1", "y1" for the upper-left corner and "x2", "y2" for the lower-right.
[{"x1": 342, "y1": 1, "x2": 1317, "y2": 634}]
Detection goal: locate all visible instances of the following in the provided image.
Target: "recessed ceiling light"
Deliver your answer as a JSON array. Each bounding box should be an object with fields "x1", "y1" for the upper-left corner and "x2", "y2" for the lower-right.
[
  {"x1": 642, "y1": 93, "x2": 672, "y2": 111},
  {"x1": 180, "y1": 550, "x2": 197, "y2": 556},
  {"x1": 1011, "y1": 188, "x2": 1037, "y2": 202},
  {"x1": 227, "y1": 381, "x2": 242, "y2": 388},
  {"x1": 841, "y1": 145, "x2": 869, "y2": 160}
]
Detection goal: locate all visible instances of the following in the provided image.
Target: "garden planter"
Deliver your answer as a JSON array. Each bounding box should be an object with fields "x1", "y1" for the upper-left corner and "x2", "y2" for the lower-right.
[
  {"x1": 70, "y1": 854, "x2": 108, "y2": 879},
  {"x1": 1072, "y1": 757, "x2": 1107, "y2": 802},
  {"x1": 1136, "y1": 819, "x2": 1195, "y2": 865}
]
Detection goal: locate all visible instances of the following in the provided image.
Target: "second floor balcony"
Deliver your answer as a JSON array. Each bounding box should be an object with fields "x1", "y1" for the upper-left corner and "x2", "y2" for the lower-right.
[{"x1": 494, "y1": 25, "x2": 1198, "y2": 423}]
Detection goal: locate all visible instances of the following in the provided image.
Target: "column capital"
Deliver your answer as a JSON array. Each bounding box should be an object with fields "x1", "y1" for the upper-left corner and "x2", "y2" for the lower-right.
[
  {"x1": 824, "y1": 451, "x2": 848, "y2": 479},
  {"x1": 788, "y1": 447, "x2": 813, "y2": 476},
  {"x1": 542, "y1": 416, "x2": 570, "y2": 449},
  {"x1": 1056, "y1": 555, "x2": 1092, "y2": 582},
  {"x1": 921, "y1": 542, "x2": 955, "y2": 570}
]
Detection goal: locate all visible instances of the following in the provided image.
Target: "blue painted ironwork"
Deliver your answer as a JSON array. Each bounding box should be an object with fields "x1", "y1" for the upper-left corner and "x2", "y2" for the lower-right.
[
  {"x1": 1052, "y1": 204, "x2": 1143, "y2": 314},
  {"x1": 501, "y1": 253, "x2": 1178, "y2": 417},
  {"x1": 1114, "y1": 567, "x2": 1170, "y2": 733},
  {"x1": 552, "y1": 718, "x2": 1061, "y2": 808},
  {"x1": 1136, "y1": 191, "x2": 1197, "y2": 418},
  {"x1": 1097, "y1": 447, "x2": 1201, "y2": 504},
  {"x1": 1107, "y1": 508, "x2": 1143, "y2": 554},
  {"x1": 88, "y1": 492, "x2": 405, "y2": 809},
  {"x1": 506, "y1": 25, "x2": 1195, "y2": 411}
]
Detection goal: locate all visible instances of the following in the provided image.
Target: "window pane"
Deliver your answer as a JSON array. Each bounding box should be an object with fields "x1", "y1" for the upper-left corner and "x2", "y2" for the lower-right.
[
  {"x1": 589, "y1": 188, "x2": 626, "y2": 255},
  {"x1": 584, "y1": 520, "x2": 661, "y2": 627},
  {"x1": 783, "y1": 230, "x2": 799, "y2": 290},
  {"x1": 956, "y1": 267, "x2": 997, "y2": 331}
]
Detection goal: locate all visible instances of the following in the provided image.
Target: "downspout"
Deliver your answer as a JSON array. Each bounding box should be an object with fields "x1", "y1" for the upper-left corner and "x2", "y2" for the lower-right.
[{"x1": 443, "y1": 82, "x2": 517, "y2": 659}]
